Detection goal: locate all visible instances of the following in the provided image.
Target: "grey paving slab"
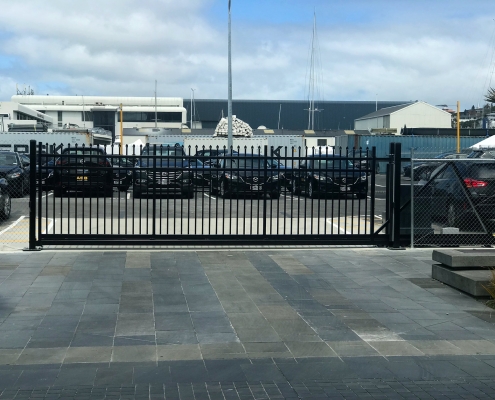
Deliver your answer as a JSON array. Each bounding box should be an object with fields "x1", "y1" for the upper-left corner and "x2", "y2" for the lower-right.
[{"x1": 2, "y1": 248, "x2": 495, "y2": 397}]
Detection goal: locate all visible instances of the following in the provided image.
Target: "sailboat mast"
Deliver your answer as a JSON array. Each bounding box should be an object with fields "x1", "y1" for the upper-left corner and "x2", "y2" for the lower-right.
[{"x1": 308, "y1": 12, "x2": 316, "y2": 130}]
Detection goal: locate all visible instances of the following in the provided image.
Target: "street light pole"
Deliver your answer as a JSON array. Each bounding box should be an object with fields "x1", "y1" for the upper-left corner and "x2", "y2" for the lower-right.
[{"x1": 227, "y1": 0, "x2": 233, "y2": 152}]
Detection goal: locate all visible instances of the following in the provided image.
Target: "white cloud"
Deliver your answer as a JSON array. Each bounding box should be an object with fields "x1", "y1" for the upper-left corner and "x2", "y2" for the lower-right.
[{"x1": 0, "y1": 0, "x2": 493, "y2": 110}]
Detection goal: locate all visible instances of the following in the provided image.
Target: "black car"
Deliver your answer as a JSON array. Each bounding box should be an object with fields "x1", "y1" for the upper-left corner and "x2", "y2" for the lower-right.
[
  {"x1": 0, "y1": 151, "x2": 30, "y2": 197},
  {"x1": 133, "y1": 144, "x2": 194, "y2": 198},
  {"x1": 291, "y1": 154, "x2": 368, "y2": 199},
  {"x1": 36, "y1": 153, "x2": 58, "y2": 191},
  {"x1": 110, "y1": 156, "x2": 135, "y2": 192},
  {"x1": 209, "y1": 154, "x2": 282, "y2": 199},
  {"x1": 420, "y1": 160, "x2": 495, "y2": 229},
  {"x1": 347, "y1": 149, "x2": 380, "y2": 175},
  {"x1": 403, "y1": 151, "x2": 468, "y2": 180},
  {"x1": 0, "y1": 178, "x2": 11, "y2": 220},
  {"x1": 52, "y1": 147, "x2": 113, "y2": 197},
  {"x1": 467, "y1": 149, "x2": 495, "y2": 159}
]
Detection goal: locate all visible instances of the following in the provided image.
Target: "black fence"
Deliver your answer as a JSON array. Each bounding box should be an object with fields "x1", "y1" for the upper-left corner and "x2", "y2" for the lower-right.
[{"x1": 27, "y1": 140, "x2": 407, "y2": 249}]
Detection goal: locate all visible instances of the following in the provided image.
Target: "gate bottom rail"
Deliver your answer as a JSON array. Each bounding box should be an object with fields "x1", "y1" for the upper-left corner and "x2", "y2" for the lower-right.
[{"x1": 39, "y1": 233, "x2": 389, "y2": 247}]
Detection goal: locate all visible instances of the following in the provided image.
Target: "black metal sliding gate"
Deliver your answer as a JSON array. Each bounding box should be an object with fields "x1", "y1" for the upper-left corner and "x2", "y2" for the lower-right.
[{"x1": 28, "y1": 140, "x2": 404, "y2": 248}]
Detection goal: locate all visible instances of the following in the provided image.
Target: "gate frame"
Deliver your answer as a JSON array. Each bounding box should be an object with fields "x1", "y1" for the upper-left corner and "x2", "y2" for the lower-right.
[{"x1": 28, "y1": 140, "x2": 403, "y2": 249}]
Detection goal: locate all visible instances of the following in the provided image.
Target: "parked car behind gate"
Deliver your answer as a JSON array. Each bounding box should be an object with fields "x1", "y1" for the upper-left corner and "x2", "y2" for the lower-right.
[
  {"x1": 347, "y1": 149, "x2": 379, "y2": 175},
  {"x1": 0, "y1": 178, "x2": 11, "y2": 220},
  {"x1": 110, "y1": 156, "x2": 135, "y2": 192},
  {"x1": 52, "y1": 147, "x2": 113, "y2": 197},
  {"x1": 419, "y1": 160, "x2": 495, "y2": 230},
  {"x1": 209, "y1": 154, "x2": 282, "y2": 199},
  {"x1": 291, "y1": 154, "x2": 368, "y2": 199},
  {"x1": 403, "y1": 151, "x2": 469, "y2": 180},
  {"x1": 133, "y1": 144, "x2": 194, "y2": 198},
  {"x1": 0, "y1": 151, "x2": 29, "y2": 197},
  {"x1": 36, "y1": 153, "x2": 57, "y2": 191}
]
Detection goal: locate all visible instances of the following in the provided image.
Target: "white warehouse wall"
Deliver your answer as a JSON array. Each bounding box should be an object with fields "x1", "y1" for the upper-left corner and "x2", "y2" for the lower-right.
[
  {"x1": 354, "y1": 102, "x2": 451, "y2": 130},
  {"x1": 390, "y1": 102, "x2": 451, "y2": 129}
]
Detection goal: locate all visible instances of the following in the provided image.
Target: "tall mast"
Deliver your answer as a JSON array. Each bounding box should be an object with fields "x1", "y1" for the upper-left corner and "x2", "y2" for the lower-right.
[{"x1": 307, "y1": 12, "x2": 316, "y2": 130}]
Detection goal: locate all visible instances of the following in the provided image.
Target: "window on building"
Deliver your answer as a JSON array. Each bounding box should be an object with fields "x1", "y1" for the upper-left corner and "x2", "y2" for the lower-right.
[
  {"x1": 81, "y1": 111, "x2": 93, "y2": 122},
  {"x1": 117, "y1": 112, "x2": 182, "y2": 123},
  {"x1": 317, "y1": 139, "x2": 327, "y2": 146}
]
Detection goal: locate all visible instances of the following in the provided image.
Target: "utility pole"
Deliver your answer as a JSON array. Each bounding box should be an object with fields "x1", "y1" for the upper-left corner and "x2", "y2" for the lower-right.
[
  {"x1": 120, "y1": 103, "x2": 124, "y2": 155},
  {"x1": 154, "y1": 80, "x2": 158, "y2": 129},
  {"x1": 227, "y1": 0, "x2": 233, "y2": 151},
  {"x1": 456, "y1": 101, "x2": 460, "y2": 153},
  {"x1": 191, "y1": 88, "x2": 195, "y2": 129}
]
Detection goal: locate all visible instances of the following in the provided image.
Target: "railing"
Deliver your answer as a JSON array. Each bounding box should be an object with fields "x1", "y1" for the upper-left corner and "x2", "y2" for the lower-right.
[{"x1": 28, "y1": 140, "x2": 407, "y2": 249}]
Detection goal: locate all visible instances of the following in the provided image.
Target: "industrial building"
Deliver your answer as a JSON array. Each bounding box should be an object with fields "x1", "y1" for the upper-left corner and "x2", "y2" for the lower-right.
[
  {"x1": 184, "y1": 99, "x2": 405, "y2": 131},
  {"x1": 3, "y1": 95, "x2": 188, "y2": 141},
  {"x1": 354, "y1": 101, "x2": 452, "y2": 133}
]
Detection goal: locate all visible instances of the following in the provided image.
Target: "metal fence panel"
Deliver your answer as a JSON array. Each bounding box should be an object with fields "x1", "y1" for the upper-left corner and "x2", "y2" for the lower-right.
[
  {"x1": 0, "y1": 135, "x2": 34, "y2": 250},
  {"x1": 31, "y1": 142, "x2": 391, "y2": 248},
  {"x1": 409, "y1": 155, "x2": 495, "y2": 247}
]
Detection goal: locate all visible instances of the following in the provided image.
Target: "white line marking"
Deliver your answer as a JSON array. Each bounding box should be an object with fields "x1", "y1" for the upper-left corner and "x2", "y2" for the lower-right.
[
  {"x1": 204, "y1": 193, "x2": 216, "y2": 200},
  {"x1": 326, "y1": 218, "x2": 351, "y2": 235},
  {"x1": 42, "y1": 218, "x2": 54, "y2": 234},
  {"x1": 0, "y1": 216, "x2": 25, "y2": 235},
  {"x1": 374, "y1": 215, "x2": 383, "y2": 219},
  {"x1": 41, "y1": 192, "x2": 53, "y2": 199},
  {"x1": 375, "y1": 184, "x2": 386, "y2": 187},
  {"x1": 127, "y1": 192, "x2": 130, "y2": 200}
]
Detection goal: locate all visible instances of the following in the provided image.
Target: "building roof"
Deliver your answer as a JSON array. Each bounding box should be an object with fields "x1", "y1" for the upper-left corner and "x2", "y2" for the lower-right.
[{"x1": 355, "y1": 103, "x2": 414, "y2": 120}]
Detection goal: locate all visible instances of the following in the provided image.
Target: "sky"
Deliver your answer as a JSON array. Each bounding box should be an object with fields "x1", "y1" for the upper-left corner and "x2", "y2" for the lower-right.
[{"x1": 0, "y1": 0, "x2": 494, "y2": 111}]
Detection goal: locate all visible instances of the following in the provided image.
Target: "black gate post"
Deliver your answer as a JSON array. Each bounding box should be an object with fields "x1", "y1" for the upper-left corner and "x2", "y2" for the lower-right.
[
  {"x1": 392, "y1": 142, "x2": 403, "y2": 249},
  {"x1": 370, "y1": 146, "x2": 376, "y2": 241},
  {"x1": 262, "y1": 145, "x2": 268, "y2": 237},
  {"x1": 26, "y1": 140, "x2": 39, "y2": 251},
  {"x1": 385, "y1": 143, "x2": 394, "y2": 246}
]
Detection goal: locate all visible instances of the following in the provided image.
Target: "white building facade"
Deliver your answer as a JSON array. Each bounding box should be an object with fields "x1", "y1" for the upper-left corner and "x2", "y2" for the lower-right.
[
  {"x1": 354, "y1": 101, "x2": 452, "y2": 133},
  {"x1": 6, "y1": 95, "x2": 187, "y2": 141}
]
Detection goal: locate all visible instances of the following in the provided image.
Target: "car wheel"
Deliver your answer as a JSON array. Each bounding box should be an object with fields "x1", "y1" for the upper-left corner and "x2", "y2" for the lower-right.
[
  {"x1": 0, "y1": 193, "x2": 11, "y2": 220},
  {"x1": 119, "y1": 186, "x2": 129, "y2": 192},
  {"x1": 133, "y1": 189, "x2": 142, "y2": 199},
  {"x1": 291, "y1": 180, "x2": 301, "y2": 195},
  {"x1": 53, "y1": 187, "x2": 64, "y2": 197},
  {"x1": 220, "y1": 180, "x2": 229, "y2": 198},
  {"x1": 270, "y1": 192, "x2": 280, "y2": 199},
  {"x1": 447, "y1": 203, "x2": 457, "y2": 227},
  {"x1": 183, "y1": 190, "x2": 194, "y2": 199},
  {"x1": 308, "y1": 181, "x2": 317, "y2": 198},
  {"x1": 210, "y1": 180, "x2": 217, "y2": 195},
  {"x1": 356, "y1": 192, "x2": 367, "y2": 199}
]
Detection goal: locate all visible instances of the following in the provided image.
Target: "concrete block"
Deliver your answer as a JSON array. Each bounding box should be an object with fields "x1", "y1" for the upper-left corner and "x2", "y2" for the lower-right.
[
  {"x1": 432, "y1": 264, "x2": 492, "y2": 297},
  {"x1": 432, "y1": 249, "x2": 495, "y2": 268}
]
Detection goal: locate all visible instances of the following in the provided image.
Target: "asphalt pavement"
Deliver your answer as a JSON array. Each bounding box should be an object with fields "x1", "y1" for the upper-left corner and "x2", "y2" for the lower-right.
[{"x1": 0, "y1": 247, "x2": 495, "y2": 399}]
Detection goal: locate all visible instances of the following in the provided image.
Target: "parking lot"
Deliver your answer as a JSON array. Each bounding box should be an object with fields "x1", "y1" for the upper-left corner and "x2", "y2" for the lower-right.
[{"x1": 0, "y1": 174, "x2": 393, "y2": 247}]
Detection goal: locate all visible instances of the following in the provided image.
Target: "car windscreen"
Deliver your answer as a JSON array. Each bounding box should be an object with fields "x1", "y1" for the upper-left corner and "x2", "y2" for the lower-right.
[
  {"x1": 468, "y1": 163, "x2": 495, "y2": 179},
  {"x1": 314, "y1": 159, "x2": 354, "y2": 169},
  {"x1": 63, "y1": 149, "x2": 105, "y2": 156},
  {"x1": 111, "y1": 157, "x2": 134, "y2": 166},
  {"x1": 231, "y1": 158, "x2": 274, "y2": 169},
  {"x1": 142, "y1": 147, "x2": 184, "y2": 156},
  {"x1": 0, "y1": 154, "x2": 17, "y2": 165}
]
